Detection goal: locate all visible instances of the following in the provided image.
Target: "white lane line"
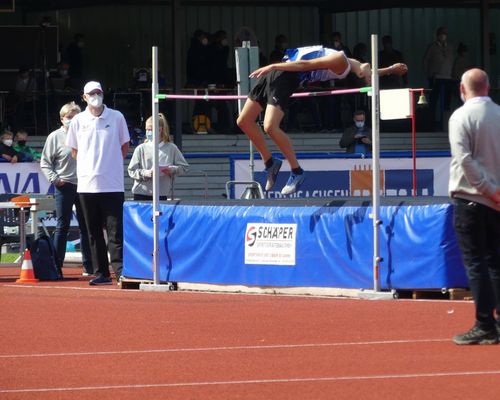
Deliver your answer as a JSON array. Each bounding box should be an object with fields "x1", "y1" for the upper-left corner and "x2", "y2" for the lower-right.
[
  {"x1": 3, "y1": 284, "x2": 120, "y2": 292},
  {"x1": 2, "y1": 284, "x2": 473, "y2": 303},
  {"x1": 1, "y1": 370, "x2": 500, "y2": 394},
  {"x1": 0, "y1": 338, "x2": 448, "y2": 359}
]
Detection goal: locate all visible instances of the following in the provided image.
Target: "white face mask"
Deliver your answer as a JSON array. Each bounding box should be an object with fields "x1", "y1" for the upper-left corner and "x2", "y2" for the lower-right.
[
  {"x1": 355, "y1": 121, "x2": 365, "y2": 129},
  {"x1": 87, "y1": 94, "x2": 103, "y2": 107},
  {"x1": 62, "y1": 118, "x2": 72, "y2": 128},
  {"x1": 3, "y1": 139, "x2": 13, "y2": 146}
]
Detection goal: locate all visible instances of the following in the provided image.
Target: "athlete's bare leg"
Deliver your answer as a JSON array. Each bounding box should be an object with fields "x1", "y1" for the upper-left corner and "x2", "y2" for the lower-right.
[
  {"x1": 262, "y1": 104, "x2": 299, "y2": 169},
  {"x1": 236, "y1": 98, "x2": 272, "y2": 162}
]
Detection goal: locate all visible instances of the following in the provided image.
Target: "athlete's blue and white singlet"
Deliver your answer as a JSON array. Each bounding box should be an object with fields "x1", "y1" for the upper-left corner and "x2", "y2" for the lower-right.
[{"x1": 283, "y1": 45, "x2": 351, "y2": 83}]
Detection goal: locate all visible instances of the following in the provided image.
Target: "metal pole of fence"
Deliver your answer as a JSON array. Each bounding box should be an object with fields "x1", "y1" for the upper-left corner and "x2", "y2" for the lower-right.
[{"x1": 151, "y1": 46, "x2": 161, "y2": 286}]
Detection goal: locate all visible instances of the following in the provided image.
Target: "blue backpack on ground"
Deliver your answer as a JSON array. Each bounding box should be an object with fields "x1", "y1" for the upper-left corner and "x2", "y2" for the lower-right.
[{"x1": 30, "y1": 235, "x2": 61, "y2": 281}]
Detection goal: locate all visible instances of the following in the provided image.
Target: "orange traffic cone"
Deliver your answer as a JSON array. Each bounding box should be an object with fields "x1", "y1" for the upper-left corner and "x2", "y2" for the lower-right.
[{"x1": 16, "y1": 249, "x2": 39, "y2": 283}]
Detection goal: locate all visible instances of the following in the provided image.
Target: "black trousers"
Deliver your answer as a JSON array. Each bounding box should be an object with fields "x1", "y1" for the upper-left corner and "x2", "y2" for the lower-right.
[
  {"x1": 453, "y1": 198, "x2": 500, "y2": 330},
  {"x1": 79, "y1": 192, "x2": 124, "y2": 279},
  {"x1": 428, "y1": 78, "x2": 454, "y2": 124}
]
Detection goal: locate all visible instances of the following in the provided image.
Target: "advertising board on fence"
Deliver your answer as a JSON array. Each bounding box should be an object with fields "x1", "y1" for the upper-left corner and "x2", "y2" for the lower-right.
[
  {"x1": 0, "y1": 162, "x2": 53, "y2": 195},
  {"x1": 0, "y1": 163, "x2": 78, "y2": 227}
]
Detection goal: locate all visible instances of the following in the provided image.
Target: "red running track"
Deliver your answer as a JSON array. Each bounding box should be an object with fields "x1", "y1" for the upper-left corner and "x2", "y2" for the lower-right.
[{"x1": 1, "y1": 267, "x2": 499, "y2": 400}]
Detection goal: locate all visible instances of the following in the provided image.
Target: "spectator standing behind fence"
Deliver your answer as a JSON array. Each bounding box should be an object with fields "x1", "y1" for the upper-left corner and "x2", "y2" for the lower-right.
[
  {"x1": 379, "y1": 35, "x2": 407, "y2": 89},
  {"x1": 186, "y1": 30, "x2": 210, "y2": 87},
  {"x1": 339, "y1": 110, "x2": 372, "y2": 156},
  {"x1": 269, "y1": 34, "x2": 288, "y2": 64},
  {"x1": 423, "y1": 27, "x2": 455, "y2": 128},
  {"x1": 64, "y1": 33, "x2": 85, "y2": 89},
  {"x1": 452, "y1": 43, "x2": 472, "y2": 81},
  {"x1": 320, "y1": 32, "x2": 352, "y2": 131},
  {"x1": 128, "y1": 113, "x2": 189, "y2": 201},
  {"x1": 12, "y1": 67, "x2": 37, "y2": 132},
  {"x1": 67, "y1": 81, "x2": 130, "y2": 286},
  {"x1": 40, "y1": 102, "x2": 93, "y2": 278},
  {"x1": 448, "y1": 68, "x2": 500, "y2": 345},
  {"x1": 208, "y1": 30, "x2": 231, "y2": 86},
  {"x1": 14, "y1": 130, "x2": 41, "y2": 161},
  {"x1": 0, "y1": 131, "x2": 21, "y2": 163}
]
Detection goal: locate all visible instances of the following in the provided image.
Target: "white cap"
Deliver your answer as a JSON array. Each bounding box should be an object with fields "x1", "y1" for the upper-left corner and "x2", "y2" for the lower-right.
[{"x1": 83, "y1": 81, "x2": 103, "y2": 94}]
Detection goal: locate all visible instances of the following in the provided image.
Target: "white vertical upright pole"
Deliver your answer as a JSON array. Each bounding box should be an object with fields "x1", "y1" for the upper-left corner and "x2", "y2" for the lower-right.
[
  {"x1": 370, "y1": 35, "x2": 382, "y2": 292},
  {"x1": 151, "y1": 46, "x2": 161, "y2": 285}
]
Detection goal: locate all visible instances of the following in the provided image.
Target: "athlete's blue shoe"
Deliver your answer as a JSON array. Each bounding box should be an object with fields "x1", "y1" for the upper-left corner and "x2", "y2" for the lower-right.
[
  {"x1": 265, "y1": 158, "x2": 283, "y2": 191},
  {"x1": 281, "y1": 172, "x2": 305, "y2": 195}
]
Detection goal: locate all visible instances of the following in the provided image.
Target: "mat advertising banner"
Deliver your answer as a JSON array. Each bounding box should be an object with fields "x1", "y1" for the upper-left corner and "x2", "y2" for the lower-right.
[{"x1": 244, "y1": 223, "x2": 297, "y2": 266}]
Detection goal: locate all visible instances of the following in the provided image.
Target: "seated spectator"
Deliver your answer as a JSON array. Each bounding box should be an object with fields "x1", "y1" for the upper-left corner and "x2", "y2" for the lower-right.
[
  {"x1": 339, "y1": 110, "x2": 372, "y2": 155},
  {"x1": 14, "y1": 130, "x2": 41, "y2": 161},
  {"x1": 0, "y1": 131, "x2": 22, "y2": 163}
]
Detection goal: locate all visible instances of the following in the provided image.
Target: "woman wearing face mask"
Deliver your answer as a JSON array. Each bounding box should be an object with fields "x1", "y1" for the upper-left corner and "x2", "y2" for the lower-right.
[
  {"x1": 128, "y1": 113, "x2": 189, "y2": 201},
  {"x1": 339, "y1": 110, "x2": 372, "y2": 155},
  {"x1": 40, "y1": 101, "x2": 93, "y2": 278},
  {"x1": 0, "y1": 131, "x2": 22, "y2": 163}
]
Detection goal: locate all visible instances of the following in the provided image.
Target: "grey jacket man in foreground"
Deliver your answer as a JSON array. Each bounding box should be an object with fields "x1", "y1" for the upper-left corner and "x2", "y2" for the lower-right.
[{"x1": 448, "y1": 68, "x2": 500, "y2": 345}]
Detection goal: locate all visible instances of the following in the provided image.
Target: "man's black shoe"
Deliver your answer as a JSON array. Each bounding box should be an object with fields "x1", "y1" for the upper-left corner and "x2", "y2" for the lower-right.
[
  {"x1": 89, "y1": 275, "x2": 112, "y2": 286},
  {"x1": 453, "y1": 326, "x2": 498, "y2": 345}
]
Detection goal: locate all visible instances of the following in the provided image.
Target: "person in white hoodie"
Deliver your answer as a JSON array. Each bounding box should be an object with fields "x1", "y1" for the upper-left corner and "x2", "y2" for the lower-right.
[
  {"x1": 128, "y1": 113, "x2": 189, "y2": 201},
  {"x1": 448, "y1": 68, "x2": 500, "y2": 345}
]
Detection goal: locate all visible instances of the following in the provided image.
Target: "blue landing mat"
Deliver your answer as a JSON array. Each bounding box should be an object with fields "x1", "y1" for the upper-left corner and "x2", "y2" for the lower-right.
[{"x1": 123, "y1": 198, "x2": 467, "y2": 290}]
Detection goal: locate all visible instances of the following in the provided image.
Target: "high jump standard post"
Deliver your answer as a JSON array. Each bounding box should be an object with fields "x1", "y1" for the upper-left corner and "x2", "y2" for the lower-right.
[
  {"x1": 151, "y1": 46, "x2": 161, "y2": 286},
  {"x1": 358, "y1": 34, "x2": 394, "y2": 299}
]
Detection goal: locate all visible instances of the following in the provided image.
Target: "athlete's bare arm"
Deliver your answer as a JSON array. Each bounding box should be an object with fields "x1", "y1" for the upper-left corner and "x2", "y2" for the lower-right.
[{"x1": 250, "y1": 52, "x2": 408, "y2": 85}]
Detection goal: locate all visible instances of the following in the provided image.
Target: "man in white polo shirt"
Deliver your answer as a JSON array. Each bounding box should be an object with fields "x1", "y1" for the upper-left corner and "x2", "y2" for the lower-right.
[{"x1": 67, "y1": 81, "x2": 130, "y2": 285}]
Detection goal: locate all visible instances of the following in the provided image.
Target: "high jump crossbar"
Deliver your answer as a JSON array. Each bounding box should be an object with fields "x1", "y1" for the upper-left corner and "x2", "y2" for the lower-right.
[{"x1": 155, "y1": 86, "x2": 371, "y2": 102}]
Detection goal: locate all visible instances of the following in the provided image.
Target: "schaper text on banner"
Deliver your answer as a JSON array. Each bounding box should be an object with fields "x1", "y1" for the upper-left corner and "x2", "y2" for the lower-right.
[{"x1": 244, "y1": 223, "x2": 297, "y2": 266}]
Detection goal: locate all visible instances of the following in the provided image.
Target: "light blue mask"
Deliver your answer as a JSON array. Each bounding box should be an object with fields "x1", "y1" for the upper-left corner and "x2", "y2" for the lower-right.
[{"x1": 146, "y1": 130, "x2": 153, "y2": 141}]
